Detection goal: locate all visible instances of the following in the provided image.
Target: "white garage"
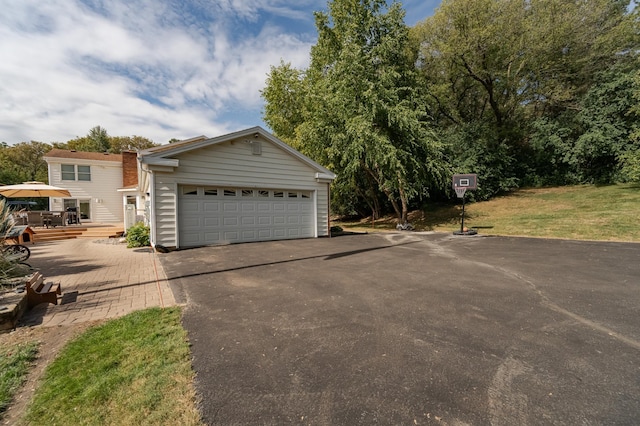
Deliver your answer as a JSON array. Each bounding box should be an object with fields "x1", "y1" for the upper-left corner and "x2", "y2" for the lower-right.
[
  {"x1": 178, "y1": 186, "x2": 315, "y2": 246},
  {"x1": 138, "y1": 127, "x2": 335, "y2": 249}
]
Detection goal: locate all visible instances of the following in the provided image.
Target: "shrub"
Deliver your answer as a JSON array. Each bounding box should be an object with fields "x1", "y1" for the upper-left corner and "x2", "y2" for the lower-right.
[{"x1": 125, "y1": 222, "x2": 150, "y2": 248}]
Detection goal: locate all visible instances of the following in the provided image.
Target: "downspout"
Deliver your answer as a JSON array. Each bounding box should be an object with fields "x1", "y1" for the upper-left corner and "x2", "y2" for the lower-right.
[{"x1": 149, "y1": 171, "x2": 157, "y2": 247}]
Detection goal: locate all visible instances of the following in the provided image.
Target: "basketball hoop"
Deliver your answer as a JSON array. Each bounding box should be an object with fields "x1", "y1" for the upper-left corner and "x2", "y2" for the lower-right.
[{"x1": 452, "y1": 173, "x2": 478, "y2": 235}]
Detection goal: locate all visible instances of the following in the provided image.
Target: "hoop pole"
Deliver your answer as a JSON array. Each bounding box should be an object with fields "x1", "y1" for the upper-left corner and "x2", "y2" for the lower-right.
[{"x1": 460, "y1": 193, "x2": 465, "y2": 233}]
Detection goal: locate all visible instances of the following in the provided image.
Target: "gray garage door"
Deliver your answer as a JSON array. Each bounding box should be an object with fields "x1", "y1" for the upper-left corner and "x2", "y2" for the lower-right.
[{"x1": 178, "y1": 186, "x2": 314, "y2": 247}]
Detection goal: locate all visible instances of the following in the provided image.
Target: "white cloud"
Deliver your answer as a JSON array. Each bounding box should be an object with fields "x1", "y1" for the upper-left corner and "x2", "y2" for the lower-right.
[{"x1": 0, "y1": 0, "x2": 316, "y2": 144}]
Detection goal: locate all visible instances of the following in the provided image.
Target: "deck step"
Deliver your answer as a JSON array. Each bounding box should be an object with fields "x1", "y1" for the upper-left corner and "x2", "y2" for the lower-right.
[{"x1": 32, "y1": 226, "x2": 124, "y2": 242}]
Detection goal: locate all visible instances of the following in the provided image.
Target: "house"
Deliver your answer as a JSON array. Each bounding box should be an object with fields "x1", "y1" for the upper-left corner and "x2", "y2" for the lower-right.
[
  {"x1": 138, "y1": 126, "x2": 336, "y2": 249},
  {"x1": 44, "y1": 149, "x2": 144, "y2": 226},
  {"x1": 45, "y1": 127, "x2": 336, "y2": 249}
]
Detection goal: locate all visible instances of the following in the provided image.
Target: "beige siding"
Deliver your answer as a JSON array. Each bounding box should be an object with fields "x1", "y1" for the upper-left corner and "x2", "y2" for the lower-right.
[
  {"x1": 47, "y1": 160, "x2": 123, "y2": 223},
  {"x1": 152, "y1": 137, "x2": 331, "y2": 245}
]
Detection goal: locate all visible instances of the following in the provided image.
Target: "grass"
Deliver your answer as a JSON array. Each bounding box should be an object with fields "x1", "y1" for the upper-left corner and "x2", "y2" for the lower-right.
[
  {"x1": 337, "y1": 183, "x2": 640, "y2": 242},
  {"x1": 0, "y1": 342, "x2": 38, "y2": 416},
  {"x1": 22, "y1": 307, "x2": 202, "y2": 426}
]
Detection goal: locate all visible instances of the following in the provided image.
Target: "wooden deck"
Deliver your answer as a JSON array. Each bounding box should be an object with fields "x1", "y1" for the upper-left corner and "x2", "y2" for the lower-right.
[{"x1": 28, "y1": 224, "x2": 125, "y2": 242}]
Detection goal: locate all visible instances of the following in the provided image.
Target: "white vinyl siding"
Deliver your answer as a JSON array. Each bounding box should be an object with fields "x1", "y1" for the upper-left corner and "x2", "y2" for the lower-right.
[
  {"x1": 150, "y1": 136, "x2": 331, "y2": 248},
  {"x1": 47, "y1": 160, "x2": 123, "y2": 223},
  {"x1": 153, "y1": 181, "x2": 178, "y2": 248}
]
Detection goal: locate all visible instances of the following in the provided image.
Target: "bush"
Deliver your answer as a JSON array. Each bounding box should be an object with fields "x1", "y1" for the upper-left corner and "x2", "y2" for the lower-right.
[{"x1": 125, "y1": 222, "x2": 150, "y2": 248}]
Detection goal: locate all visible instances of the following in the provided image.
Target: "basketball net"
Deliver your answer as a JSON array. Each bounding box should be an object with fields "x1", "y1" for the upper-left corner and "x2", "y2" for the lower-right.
[{"x1": 454, "y1": 187, "x2": 467, "y2": 199}]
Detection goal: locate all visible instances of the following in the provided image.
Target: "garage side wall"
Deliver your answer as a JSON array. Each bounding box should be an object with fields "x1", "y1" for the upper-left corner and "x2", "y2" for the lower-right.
[
  {"x1": 152, "y1": 137, "x2": 331, "y2": 247},
  {"x1": 316, "y1": 183, "x2": 329, "y2": 237},
  {"x1": 153, "y1": 180, "x2": 178, "y2": 247}
]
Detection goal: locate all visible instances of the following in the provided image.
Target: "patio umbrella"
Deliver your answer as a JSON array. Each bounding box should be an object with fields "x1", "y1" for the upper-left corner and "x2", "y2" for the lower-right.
[{"x1": 0, "y1": 181, "x2": 71, "y2": 198}]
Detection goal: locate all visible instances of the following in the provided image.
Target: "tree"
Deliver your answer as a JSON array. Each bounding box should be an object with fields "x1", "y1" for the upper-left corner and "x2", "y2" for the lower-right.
[
  {"x1": 262, "y1": 61, "x2": 307, "y2": 149},
  {"x1": 0, "y1": 141, "x2": 51, "y2": 183},
  {"x1": 53, "y1": 127, "x2": 159, "y2": 153},
  {"x1": 109, "y1": 135, "x2": 158, "y2": 153},
  {"x1": 412, "y1": 0, "x2": 638, "y2": 193},
  {"x1": 620, "y1": 70, "x2": 640, "y2": 182},
  {"x1": 263, "y1": 0, "x2": 448, "y2": 221},
  {"x1": 89, "y1": 126, "x2": 110, "y2": 152}
]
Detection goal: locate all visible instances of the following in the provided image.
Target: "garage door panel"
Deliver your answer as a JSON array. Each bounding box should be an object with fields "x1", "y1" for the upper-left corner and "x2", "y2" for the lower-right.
[
  {"x1": 223, "y1": 202, "x2": 239, "y2": 212},
  {"x1": 288, "y1": 228, "x2": 300, "y2": 237},
  {"x1": 287, "y1": 216, "x2": 300, "y2": 225},
  {"x1": 204, "y1": 231, "x2": 221, "y2": 241},
  {"x1": 203, "y1": 201, "x2": 220, "y2": 212},
  {"x1": 223, "y1": 217, "x2": 239, "y2": 226},
  {"x1": 182, "y1": 217, "x2": 201, "y2": 228},
  {"x1": 258, "y1": 229, "x2": 272, "y2": 238},
  {"x1": 242, "y1": 230, "x2": 257, "y2": 240},
  {"x1": 241, "y1": 203, "x2": 256, "y2": 212},
  {"x1": 182, "y1": 201, "x2": 201, "y2": 212},
  {"x1": 203, "y1": 217, "x2": 220, "y2": 227},
  {"x1": 179, "y1": 186, "x2": 315, "y2": 247},
  {"x1": 223, "y1": 230, "x2": 239, "y2": 240},
  {"x1": 241, "y1": 216, "x2": 256, "y2": 225},
  {"x1": 181, "y1": 232, "x2": 202, "y2": 245}
]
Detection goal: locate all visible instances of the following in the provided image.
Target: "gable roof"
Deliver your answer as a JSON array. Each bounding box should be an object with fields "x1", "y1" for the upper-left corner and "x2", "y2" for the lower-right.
[
  {"x1": 44, "y1": 149, "x2": 123, "y2": 163},
  {"x1": 139, "y1": 126, "x2": 335, "y2": 179}
]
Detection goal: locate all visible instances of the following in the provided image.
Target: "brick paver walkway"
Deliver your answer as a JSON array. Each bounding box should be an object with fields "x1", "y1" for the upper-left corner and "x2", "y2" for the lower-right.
[{"x1": 19, "y1": 238, "x2": 176, "y2": 327}]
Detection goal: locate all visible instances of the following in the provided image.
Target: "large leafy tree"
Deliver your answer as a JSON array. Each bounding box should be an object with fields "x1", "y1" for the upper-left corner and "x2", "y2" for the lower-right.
[
  {"x1": 0, "y1": 141, "x2": 51, "y2": 184},
  {"x1": 263, "y1": 0, "x2": 448, "y2": 221},
  {"x1": 53, "y1": 127, "x2": 158, "y2": 153},
  {"x1": 109, "y1": 135, "x2": 158, "y2": 153},
  {"x1": 413, "y1": 0, "x2": 638, "y2": 193}
]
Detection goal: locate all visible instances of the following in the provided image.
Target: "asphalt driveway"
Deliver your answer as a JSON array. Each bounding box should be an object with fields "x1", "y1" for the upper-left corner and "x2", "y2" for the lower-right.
[{"x1": 158, "y1": 232, "x2": 640, "y2": 425}]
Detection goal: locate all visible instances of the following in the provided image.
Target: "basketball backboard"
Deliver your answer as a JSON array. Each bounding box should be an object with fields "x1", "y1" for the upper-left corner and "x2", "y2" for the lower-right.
[{"x1": 452, "y1": 174, "x2": 477, "y2": 190}]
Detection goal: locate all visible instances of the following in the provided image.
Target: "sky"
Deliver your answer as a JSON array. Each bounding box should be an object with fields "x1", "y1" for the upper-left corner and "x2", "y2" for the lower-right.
[{"x1": 0, "y1": 0, "x2": 441, "y2": 146}]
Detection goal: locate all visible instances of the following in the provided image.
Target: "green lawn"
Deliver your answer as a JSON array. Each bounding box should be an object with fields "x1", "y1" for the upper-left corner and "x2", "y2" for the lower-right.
[
  {"x1": 0, "y1": 342, "x2": 38, "y2": 417},
  {"x1": 21, "y1": 307, "x2": 201, "y2": 426},
  {"x1": 338, "y1": 184, "x2": 640, "y2": 242}
]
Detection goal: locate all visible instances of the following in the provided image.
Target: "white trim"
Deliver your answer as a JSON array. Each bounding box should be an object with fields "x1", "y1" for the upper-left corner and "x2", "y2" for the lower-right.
[{"x1": 149, "y1": 172, "x2": 157, "y2": 247}]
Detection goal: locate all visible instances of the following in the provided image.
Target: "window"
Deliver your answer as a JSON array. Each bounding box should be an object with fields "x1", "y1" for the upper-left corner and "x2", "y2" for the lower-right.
[
  {"x1": 301, "y1": 192, "x2": 311, "y2": 199},
  {"x1": 61, "y1": 164, "x2": 75, "y2": 180},
  {"x1": 288, "y1": 192, "x2": 298, "y2": 198},
  {"x1": 182, "y1": 186, "x2": 198, "y2": 195},
  {"x1": 257, "y1": 190, "x2": 269, "y2": 197},
  {"x1": 274, "y1": 191, "x2": 284, "y2": 198},
  {"x1": 204, "y1": 188, "x2": 218, "y2": 196},
  {"x1": 223, "y1": 189, "x2": 237, "y2": 196},
  {"x1": 77, "y1": 165, "x2": 91, "y2": 181},
  {"x1": 61, "y1": 164, "x2": 91, "y2": 181},
  {"x1": 242, "y1": 190, "x2": 254, "y2": 197}
]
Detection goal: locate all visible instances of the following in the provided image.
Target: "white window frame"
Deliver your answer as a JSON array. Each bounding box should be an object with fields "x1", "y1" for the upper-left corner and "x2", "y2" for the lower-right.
[{"x1": 61, "y1": 164, "x2": 91, "y2": 181}]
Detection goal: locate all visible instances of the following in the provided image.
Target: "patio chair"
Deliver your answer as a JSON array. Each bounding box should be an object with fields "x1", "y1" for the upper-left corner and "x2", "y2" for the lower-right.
[
  {"x1": 27, "y1": 211, "x2": 44, "y2": 227},
  {"x1": 12, "y1": 213, "x2": 28, "y2": 226},
  {"x1": 50, "y1": 214, "x2": 65, "y2": 227}
]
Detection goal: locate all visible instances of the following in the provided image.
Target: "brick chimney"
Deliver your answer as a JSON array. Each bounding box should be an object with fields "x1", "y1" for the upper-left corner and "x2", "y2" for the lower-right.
[{"x1": 122, "y1": 151, "x2": 138, "y2": 187}]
